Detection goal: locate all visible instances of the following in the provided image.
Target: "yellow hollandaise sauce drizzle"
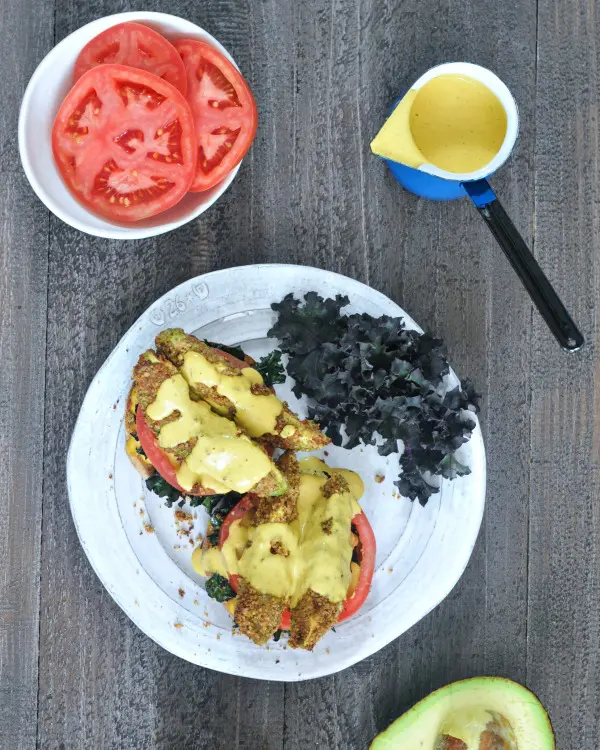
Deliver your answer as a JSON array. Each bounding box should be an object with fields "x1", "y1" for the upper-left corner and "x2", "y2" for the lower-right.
[
  {"x1": 192, "y1": 545, "x2": 228, "y2": 578},
  {"x1": 194, "y1": 459, "x2": 363, "y2": 605},
  {"x1": 298, "y1": 456, "x2": 364, "y2": 505},
  {"x1": 293, "y1": 474, "x2": 355, "y2": 604},
  {"x1": 146, "y1": 373, "x2": 272, "y2": 494},
  {"x1": 371, "y1": 73, "x2": 507, "y2": 174},
  {"x1": 238, "y1": 523, "x2": 300, "y2": 598},
  {"x1": 180, "y1": 351, "x2": 283, "y2": 438}
]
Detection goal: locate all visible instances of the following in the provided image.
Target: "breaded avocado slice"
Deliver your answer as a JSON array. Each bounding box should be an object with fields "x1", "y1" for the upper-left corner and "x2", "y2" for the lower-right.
[
  {"x1": 129, "y1": 350, "x2": 287, "y2": 498},
  {"x1": 155, "y1": 328, "x2": 330, "y2": 452}
]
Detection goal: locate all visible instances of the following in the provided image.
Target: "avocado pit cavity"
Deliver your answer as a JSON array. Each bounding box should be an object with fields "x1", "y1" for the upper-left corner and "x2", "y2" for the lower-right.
[{"x1": 437, "y1": 709, "x2": 517, "y2": 750}]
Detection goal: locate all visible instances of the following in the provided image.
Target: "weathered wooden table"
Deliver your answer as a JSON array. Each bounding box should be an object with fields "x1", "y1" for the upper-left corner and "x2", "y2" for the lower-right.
[{"x1": 2, "y1": 0, "x2": 598, "y2": 748}]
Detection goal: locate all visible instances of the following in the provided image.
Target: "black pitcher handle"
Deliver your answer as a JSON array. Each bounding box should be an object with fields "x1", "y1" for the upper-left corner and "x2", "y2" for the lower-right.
[{"x1": 463, "y1": 179, "x2": 583, "y2": 351}]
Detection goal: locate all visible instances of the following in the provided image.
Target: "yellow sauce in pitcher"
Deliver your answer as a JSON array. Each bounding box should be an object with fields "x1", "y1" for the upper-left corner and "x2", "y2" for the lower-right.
[
  {"x1": 410, "y1": 75, "x2": 507, "y2": 172},
  {"x1": 371, "y1": 73, "x2": 507, "y2": 174}
]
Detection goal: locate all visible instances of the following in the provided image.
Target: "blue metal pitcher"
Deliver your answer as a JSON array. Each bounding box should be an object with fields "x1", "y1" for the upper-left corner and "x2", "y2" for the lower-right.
[{"x1": 372, "y1": 62, "x2": 583, "y2": 351}]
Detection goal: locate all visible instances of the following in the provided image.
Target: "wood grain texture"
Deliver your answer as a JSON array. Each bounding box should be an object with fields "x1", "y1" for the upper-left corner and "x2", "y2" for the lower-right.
[
  {"x1": 284, "y1": 0, "x2": 536, "y2": 746},
  {"x1": 0, "y1": 0, "x2": 53, "y2": 747},
  {"x1": 527, "y1": 1, "x2": 600, "y2": 748},
  {"x1": 37, "y1": 3, "x2": 284, "y2": 750},
  {"x1": 38, "y1": 187, "x2": 287, "y2": 749},
  {"x1": 2, "y1": 0, "x2": 597, "y2": 748}
]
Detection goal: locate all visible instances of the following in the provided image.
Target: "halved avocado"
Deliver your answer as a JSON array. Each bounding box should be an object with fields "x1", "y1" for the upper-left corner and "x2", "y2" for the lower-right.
[{"x1": 370, "y1": 677, "x2": 554, "y2": 749}]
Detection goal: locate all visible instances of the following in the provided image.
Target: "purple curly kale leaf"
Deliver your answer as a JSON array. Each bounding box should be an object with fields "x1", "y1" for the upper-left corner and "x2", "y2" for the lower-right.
[{"x1": 269, "y1": 293, "x2": 480, "y2": 505}]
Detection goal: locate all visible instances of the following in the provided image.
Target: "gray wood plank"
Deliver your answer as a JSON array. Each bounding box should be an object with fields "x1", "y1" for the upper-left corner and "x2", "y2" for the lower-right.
[
  {"x1": 37, "y1": 1, "x2": 296, "y2": 748},
  {"x1": 283, "y1": 0, "x2": 537, "y2": 747},
  {"x1": 30, "y1": 0, "x2": 600, "y2": 748},
  {"x1": 37, "y1": 164, "x2": 286, "y2": 750},
  {"x1": 527, "y1": 1, "x2": 600, "y2": 747},
  {"x1": 0, "y1": 0, "x2": 53, "y2": 747}
]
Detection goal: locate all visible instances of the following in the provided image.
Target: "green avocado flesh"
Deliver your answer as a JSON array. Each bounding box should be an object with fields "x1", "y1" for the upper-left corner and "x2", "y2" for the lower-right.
[{"x1": 370, "y1": 677, "x2": 554, "y2": 750}]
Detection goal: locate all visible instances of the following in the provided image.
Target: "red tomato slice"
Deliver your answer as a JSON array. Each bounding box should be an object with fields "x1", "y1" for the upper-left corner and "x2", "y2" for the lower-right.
[
  {"x1": 279, "y1": 609, "x2": 292, "y2": 631},
  {"x1": 174, "y1": 40, "x2": 258, "y2": 192},
  {"x1": 219, "y1": 497, "x2": 376, "y2": 630},
  {"x1": 219, "y1": 494, "x2": 256, "y2": 548},
  {"x1": 74, "y1": 23, "x2": 187, "y2": 95},
  {"x1": 135, "y1": 406, "x2": 215, "y2": 496},
  {"x1": 134, "y1": 345, "x2": 246, "y2": 494},
  {"x1": 220, "y1": 494, "x2": 257, "y2": 596},
  {"x1": 52, "y1": 64, "x2": 197, "y2": 222},
  {"x1": 338, "y1": 511, "x2": 376, "y2": 622}
]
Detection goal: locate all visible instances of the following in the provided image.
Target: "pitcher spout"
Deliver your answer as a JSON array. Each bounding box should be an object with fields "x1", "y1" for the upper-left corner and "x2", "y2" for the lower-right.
[{"x1": 370, "y1": 89, "x2": 427, "y2": 169}]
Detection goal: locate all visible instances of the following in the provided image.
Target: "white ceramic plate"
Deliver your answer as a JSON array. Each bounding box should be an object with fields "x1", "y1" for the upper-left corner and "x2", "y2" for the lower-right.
[{"x1": 67, "y1": 265, "x2": 486, "y2": 681}]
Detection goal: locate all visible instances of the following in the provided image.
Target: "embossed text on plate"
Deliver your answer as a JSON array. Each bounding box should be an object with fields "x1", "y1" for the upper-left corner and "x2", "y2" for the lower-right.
[{"x1": 148, "y1": 283, "x2": 210, "y2": 326}]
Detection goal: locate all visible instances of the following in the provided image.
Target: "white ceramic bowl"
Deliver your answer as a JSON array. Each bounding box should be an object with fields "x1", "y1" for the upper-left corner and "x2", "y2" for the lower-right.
[{"x1": 18, "y1": 12, "x2": 242, "y2": 240}]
